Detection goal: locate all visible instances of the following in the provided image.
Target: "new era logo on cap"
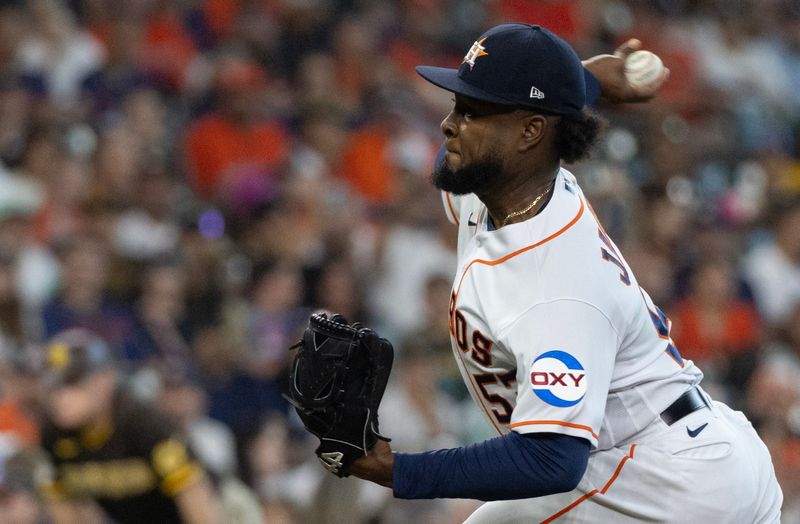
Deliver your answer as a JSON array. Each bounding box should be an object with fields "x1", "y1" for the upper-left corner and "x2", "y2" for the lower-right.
[{"x1": 530, "y1": 86, "x2": 545, "y2": 99}]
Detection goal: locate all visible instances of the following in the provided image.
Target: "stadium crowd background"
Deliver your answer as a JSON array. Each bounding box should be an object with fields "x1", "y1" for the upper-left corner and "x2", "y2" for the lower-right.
[{"x1": 0, "y1": 0, "x2": 800, "y2": 521}]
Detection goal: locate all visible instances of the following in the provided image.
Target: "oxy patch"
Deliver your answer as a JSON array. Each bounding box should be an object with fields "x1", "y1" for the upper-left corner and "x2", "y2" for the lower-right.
[{"x1": 530, "y1": 350, "x2": 587, "y2": 407}]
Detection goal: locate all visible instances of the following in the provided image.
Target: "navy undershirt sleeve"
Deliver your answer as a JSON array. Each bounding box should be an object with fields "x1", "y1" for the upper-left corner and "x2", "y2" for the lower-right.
[{"x1": 393, "y1": 432, "x2": 590, "y2": 501}]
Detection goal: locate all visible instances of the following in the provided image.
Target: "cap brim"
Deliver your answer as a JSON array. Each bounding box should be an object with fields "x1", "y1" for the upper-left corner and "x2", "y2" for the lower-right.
[{"x1": 415, "y1": 66, "x2": 517, "y2": 106}]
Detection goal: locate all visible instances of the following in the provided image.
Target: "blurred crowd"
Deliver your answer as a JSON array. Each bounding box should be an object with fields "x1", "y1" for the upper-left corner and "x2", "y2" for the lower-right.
[{"x1": 1, "y1": 0, "x2": 800, "y2": 521}]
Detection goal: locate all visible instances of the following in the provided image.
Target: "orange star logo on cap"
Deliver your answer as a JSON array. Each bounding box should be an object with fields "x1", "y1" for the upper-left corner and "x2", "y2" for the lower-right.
[{"x1": 463, "y1": 38, "x2": 489, "y2": 70}]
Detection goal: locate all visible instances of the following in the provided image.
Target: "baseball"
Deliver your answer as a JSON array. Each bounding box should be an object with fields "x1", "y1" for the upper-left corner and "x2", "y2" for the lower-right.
[{"x1": 624, "y1": 50, "x2": 664, "y2": 88}]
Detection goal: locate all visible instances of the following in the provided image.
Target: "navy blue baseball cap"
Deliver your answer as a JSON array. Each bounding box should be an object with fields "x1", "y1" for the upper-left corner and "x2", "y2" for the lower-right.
[
  {"x1": 43, "y1": 329, "x2": 116, "y2": 387},
  {"x1": 416, "y1": 23, "x2": 587, "y2": 115}
]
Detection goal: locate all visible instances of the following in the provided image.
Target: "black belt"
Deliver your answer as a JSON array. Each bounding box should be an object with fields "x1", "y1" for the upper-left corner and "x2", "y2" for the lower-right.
[{"x1": 660, "y1": 386, "x2": 710, "y2": 426}]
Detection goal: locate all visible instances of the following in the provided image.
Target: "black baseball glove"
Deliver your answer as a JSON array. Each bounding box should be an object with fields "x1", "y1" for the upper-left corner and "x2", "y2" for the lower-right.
[{"x1": 287, "y1": 313, "x2": 394, "y2": 477}]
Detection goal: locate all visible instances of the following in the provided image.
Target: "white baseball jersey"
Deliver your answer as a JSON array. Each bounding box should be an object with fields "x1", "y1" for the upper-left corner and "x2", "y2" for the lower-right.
[
  {"x1": 443, "y1": 168, "x2": 702, "y2": 449},
  {"x1": 442, "y1": 168, "x2": 782, "y2": 523}
]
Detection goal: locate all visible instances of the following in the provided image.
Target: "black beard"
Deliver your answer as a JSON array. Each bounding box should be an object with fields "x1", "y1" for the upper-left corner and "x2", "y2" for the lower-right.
[{"x1": 431, "y1": 156, "x2": 506, "y2": 195}]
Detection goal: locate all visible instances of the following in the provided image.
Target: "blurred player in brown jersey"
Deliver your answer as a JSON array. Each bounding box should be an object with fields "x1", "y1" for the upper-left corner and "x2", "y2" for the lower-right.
[{"x1": 38, "y1": 329, "x2": 223, "y2": 524}]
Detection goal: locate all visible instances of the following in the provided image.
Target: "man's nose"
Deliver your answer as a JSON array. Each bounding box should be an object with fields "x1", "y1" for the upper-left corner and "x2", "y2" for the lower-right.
[{"x1": 440, "y1": 112, "x2": 458, "y2": 138}]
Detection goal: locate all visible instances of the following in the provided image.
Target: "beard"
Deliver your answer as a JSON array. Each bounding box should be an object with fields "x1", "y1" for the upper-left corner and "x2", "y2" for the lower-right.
[{"x1": 431, "y1": 153, "x2": 506, "y2": 196}]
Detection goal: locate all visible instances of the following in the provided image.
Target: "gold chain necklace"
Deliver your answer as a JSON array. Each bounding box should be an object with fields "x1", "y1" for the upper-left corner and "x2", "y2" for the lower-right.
[{"x1": 498, "y1": 181, "x2": 555, "y2": 228}]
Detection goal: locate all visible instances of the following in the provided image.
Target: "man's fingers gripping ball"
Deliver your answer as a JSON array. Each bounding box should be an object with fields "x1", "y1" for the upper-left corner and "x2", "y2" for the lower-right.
[
  {"x1": 287, "y1": 313, "x2": 394, "y2": 477},
  {"x1": 613, "y1": 37, "x2": 642, "y2": 59}
]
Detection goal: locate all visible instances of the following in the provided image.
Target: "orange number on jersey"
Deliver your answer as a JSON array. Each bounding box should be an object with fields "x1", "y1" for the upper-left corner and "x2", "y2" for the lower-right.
[{"x1": 474, "y1": 371, "x2": 516, "y2": 425}]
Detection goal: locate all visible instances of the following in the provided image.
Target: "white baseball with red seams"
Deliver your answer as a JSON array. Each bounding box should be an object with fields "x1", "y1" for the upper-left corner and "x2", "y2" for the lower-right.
[
  {"x1": 624, "y1": 50, "x2": 664, "y2": 88},
  {"x1": 439, "y1": 169, "x2": 782, "y2": 523}
]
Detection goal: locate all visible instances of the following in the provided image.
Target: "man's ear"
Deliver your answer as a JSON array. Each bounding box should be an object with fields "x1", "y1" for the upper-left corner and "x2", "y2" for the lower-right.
[{"x1": 519, "y1": 114, "x2": 549, "y2": 153}]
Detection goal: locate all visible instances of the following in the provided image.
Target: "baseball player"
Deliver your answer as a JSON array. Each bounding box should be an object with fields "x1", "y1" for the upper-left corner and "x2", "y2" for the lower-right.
[
  {"x1": 38, "y1": 329, "x2": 223, "y2": 524},
  {"x1": 346, "y1": 23, "x2": 783, "y2": 522}
]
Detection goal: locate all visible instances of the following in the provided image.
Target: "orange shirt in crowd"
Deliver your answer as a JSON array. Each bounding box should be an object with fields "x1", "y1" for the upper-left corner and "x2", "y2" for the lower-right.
[
  {"x1": 202, "y1": 0, "x2": 279, "y2": 41},
  {"x1": 0, "y1": 400, "x2": 38, "y2": 446},
  {"x1": 183, "y1": 115, "x2": 288, "y2": 200},
  {"x1": 142, "y1": 14, "x2": 198, "y2": 91},
  {"x1": 495, "y1": 0, "x2": 586, "y2": 43},
  {"x1": 339, "y1": 126, "x2": 394, "y2": 203},
  {"x1": 671, "y1": 299, "x2": 760, "y2": 363},
  {"x1": 87, "y1": 12, "x2": 197, "y2": 92}
]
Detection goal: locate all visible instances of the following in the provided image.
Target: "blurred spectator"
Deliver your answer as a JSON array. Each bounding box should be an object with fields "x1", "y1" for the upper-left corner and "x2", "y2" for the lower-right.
[
  {"x1": 92, "y1": 124, "x2": 141, "y2": 210},
  {"x1": 133, "y1": 261, "x2": 192, "y2": 369},
  {"x1": 246, "y1": 415, "x2": 290, "y2": 495},
  {"x1": 112, "y1": 170, "x2": 181, "y2": 261},
  {"x1": 16, "y1": 0, "x2": 105, "y2": 109},
  {"x1": 245, "y1": 260, "x2": 308, "y2": 379},
  {"x1": 691, "y1": 7, "x2": 791, "y2": 108},
  {"x1": 0, "y1": 78, "x2": 33, "y2": 169},
  {"x1": 122, "y1": 89, "x2": 169, "y2": 164},
  {"x1": 378, "y1": 311, "x2": 474, "y2": 524},
  {"x1": 0, "y1": 449, "x2": 49, "y2": 524},
  {"x1": 743, "y1": 203, "x2": 800, "y2": 327},
  {"x1": 671, "y1": 259, "x2": 760, "y2": 401},
  {"x1": 0, "y1": 344, "x2": 38, "y2": 448},
  {"x1": 138, "y1": 2, "x2": 199, "y2": 93},
  {"x1": 380, "y1": 340, "x2": 460, "y2": 452},
  {"x1": 179, "y1": 226, "x2": 228, "y2": 333},
  {"x1": 159, "y1": 370, "x2": 237, "y2": 478},
  {"x1": 33, "y1": 150, "x2": 91, "y2": 247},
  {"x1": 0, "y1": 252, "x2": 26, "y2": 352},
  {"x1": 38, "y1": 329, "x2": 223, "y2": 523},
  {"x1": 0, "y1": 183, "x2": 58, "y2": 313},
  {"x1": 41, "y1": 235, "x2": 142, "y2": 360},
  {"x1": 492, "y1": 0, "x2": 586, "y2": 43},
  {"x1": 747, "y1": 302, "x2": 800, "y2": 518},
  {"x1": 750, "y1": 304, "x2": 800, "y2": 436},
  {"x1": 338, "y1": 90, "x2": 433, "y2": 204},
  {"x1": 403, "y1": 274, "x2": 467, "y2": 404},
  {"x1": 312, "y1": 257, "x2": 365, "y2": 322},
  {"x1": 365, "y1": 180, "x2": 456, "y2": 340},
  {"x1": 330, "y1": 16, "x2": 382, "y2": 112},
  {"x1": 777, "y1": 6, "x2": 800, "y2": 118},
  {"x1": 79, "y1": 17, "x2": 151, "y2": 119},
  {"x1": 194, "y1": 325, "x2": 287, "y2": 450},
  {"x1": 183, "y1": 55, "x2": 288, "y2": 201}
]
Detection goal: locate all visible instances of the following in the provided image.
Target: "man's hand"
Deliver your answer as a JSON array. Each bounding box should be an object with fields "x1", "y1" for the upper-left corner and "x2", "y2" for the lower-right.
[
  {"x1": 582, "y1": 39, "x2": 670, "y2": 104},
  {"x1": 349, "y1": 439, "x2": 394, "y2": 488}
]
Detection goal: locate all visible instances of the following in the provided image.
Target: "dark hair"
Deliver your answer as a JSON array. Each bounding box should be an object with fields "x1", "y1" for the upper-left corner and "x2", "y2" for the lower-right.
[{"x1": 553, "y1": 108, "x2": 606, "y2": 163}]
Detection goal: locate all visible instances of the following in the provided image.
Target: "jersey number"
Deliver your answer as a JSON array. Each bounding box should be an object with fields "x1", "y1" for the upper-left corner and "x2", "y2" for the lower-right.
[
  {"x1": 640, "y1": 287, "x2": 684, "y2": 367},
  {"x1": 474, "y1": 371, "x2": 516, "y2": 425},
  {"x1": 598, "y1": 227, "x2": 684, "y2": 367},
  {"x1": 598, "y1": 229, "x2": 630, "y2": 285}
]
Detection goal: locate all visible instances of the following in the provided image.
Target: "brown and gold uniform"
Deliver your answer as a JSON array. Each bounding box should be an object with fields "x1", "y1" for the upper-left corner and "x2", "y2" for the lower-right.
[{"x1": 41, "y1": 391, "x2": 203, "y2": 524}]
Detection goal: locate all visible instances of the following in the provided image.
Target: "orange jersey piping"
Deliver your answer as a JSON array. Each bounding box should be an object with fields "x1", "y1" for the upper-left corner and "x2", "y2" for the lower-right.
[
  {"x1": 509, "y1": 420, "x2": 599, "y2": 441},
  {"x1": 445, "y1": 192, "x2": 459, "y2": 225},
  {"x1": 454, "y1": 197, "x2": 585, "y2": 297},
  {"x1": 540, "y1": 444, "x2": 637, "y2": 523}
]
